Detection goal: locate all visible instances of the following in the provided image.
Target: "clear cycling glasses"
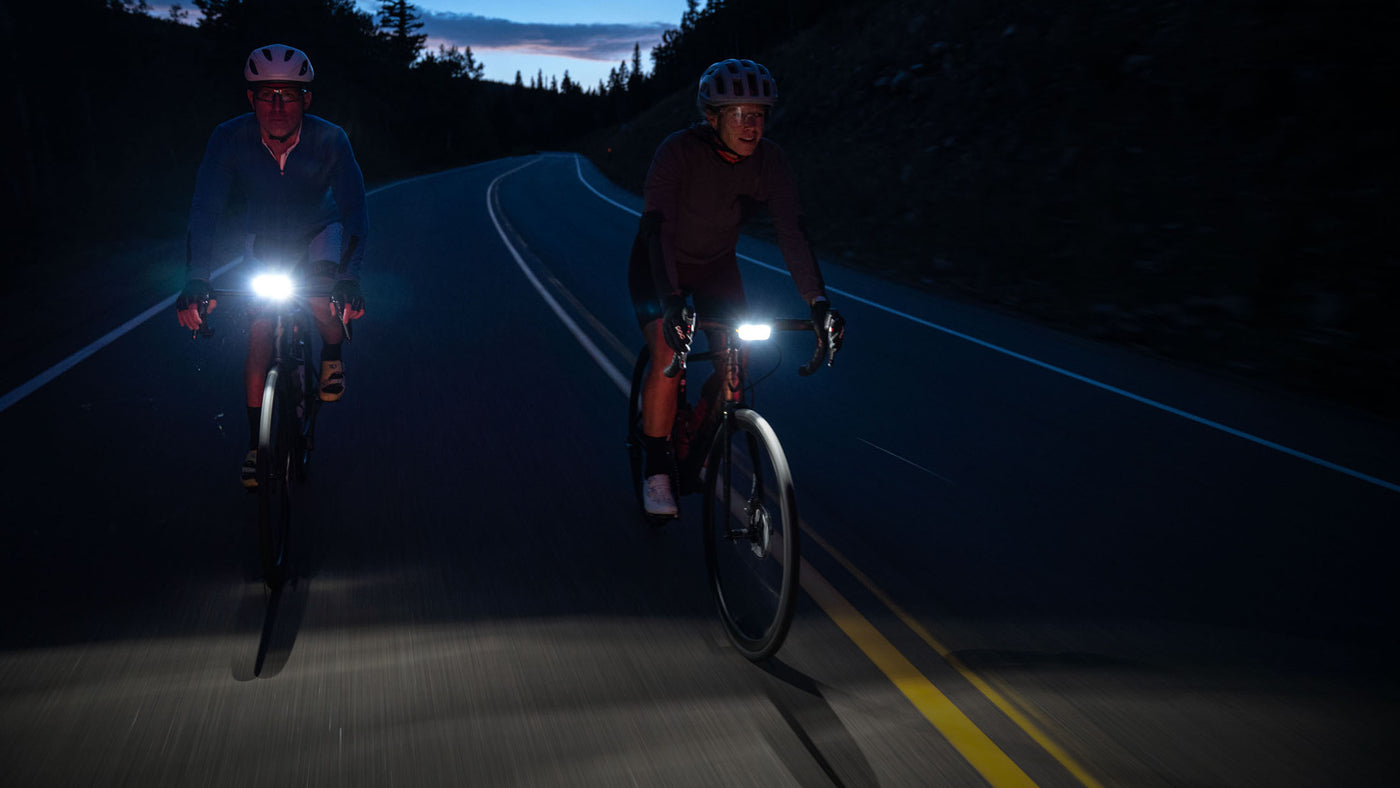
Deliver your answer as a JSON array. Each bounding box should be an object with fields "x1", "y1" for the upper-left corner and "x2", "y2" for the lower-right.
[
  {"x1": 720, "y1": 106, "x2": 767, "y2": 127},
  {"x1": 253, "y1": 86, "x2": 307, "y2": 104}
]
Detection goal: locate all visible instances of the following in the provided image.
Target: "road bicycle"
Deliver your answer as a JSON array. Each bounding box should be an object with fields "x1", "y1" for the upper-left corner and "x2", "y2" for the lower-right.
[
  {"x1": 196, "y1": 269, "x2": 350, "y2": 588},
  {"x1": 626, "y1": 307, "x2": 843, "y2": 660}
]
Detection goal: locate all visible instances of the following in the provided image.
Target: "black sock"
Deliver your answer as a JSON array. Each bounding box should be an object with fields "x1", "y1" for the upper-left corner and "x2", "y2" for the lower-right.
[
  {"x1": 643, "y1": 435, "x2": 672, "y2": 477},
  {"x1": 322, "y1": 341, "x2": 342, "y2": 364},
  {"x1": 246, "y1": 406, "x2": 260, "y2": 451}
]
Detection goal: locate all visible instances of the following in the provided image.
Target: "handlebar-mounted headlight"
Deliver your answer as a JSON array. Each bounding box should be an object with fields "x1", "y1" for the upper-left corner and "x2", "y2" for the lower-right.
[{"x1": 251, "y1": 273, "x2": 295, "y2": 301}]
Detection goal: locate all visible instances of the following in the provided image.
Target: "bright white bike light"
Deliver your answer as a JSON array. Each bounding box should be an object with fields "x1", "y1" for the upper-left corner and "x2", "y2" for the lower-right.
[
  {"x1": 736, "y1": 323, "x2": 772, "y2": 341},
  {"x1": 251, "y1": 273, "x2": 294, "y2": 300}
]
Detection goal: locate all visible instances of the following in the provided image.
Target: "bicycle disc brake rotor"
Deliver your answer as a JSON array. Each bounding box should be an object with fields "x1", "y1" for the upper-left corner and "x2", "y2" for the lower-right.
[{"x1": 746, "y1": 499, "x2": 772, "y2": 559}]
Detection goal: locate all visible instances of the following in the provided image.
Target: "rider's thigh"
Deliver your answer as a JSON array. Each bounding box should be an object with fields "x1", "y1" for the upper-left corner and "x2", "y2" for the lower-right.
[{"x1": 297, "y1": 268, "x2": 342, "y2": 343}]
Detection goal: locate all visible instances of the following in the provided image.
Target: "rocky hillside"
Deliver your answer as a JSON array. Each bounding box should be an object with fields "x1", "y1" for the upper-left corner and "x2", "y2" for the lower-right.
[{"x1": 580, "y1": 0, "x2": 1398, "y2": 420}]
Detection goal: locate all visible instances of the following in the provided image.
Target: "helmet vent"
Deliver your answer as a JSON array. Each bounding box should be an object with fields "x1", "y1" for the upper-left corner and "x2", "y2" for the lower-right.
[{"x1": 247, "y1": 59, "x2": 259, "y2": 76}]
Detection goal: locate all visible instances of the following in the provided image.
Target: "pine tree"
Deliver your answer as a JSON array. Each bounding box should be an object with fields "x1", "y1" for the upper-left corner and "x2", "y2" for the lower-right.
[
  {"x1": 628, "y1": 42, "x2": 644, "y2": 93},
  {"x1": 376, "y1": 0, "x2": 427, "y2": 68}
]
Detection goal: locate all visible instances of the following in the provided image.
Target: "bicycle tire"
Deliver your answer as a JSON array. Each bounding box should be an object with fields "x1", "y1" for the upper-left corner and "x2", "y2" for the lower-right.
[
  {"x1": 626, "y1": 345, "x2": 650, "y2": 508},
  {"x1": 701, "y1": 408, "x2": 800, "y2": 661},
  {"x1": 256, "y1": 367, "x2": 294, "y2": 587},
  {"x1": 294, "y1": 340, "x2": 317, "y2": 481}
]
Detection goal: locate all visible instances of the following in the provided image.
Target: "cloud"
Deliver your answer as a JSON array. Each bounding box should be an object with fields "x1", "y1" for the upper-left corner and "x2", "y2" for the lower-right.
[{"x1": 422, "y1": 12, "x2": 670, "y2": 62}]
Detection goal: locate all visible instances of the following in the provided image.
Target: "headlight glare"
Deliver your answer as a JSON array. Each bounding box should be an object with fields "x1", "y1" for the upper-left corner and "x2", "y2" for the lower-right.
[
  {"x1": 251, "y1": 273, "x2": 294, "y2": 300},
  {"x1": 736, "y1": 323, "x2": 772, "y2": 341}
]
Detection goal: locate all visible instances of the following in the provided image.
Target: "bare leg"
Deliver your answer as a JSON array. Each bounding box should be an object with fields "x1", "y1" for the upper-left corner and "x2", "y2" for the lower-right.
[
  {"x1": 309, "y1": 294, "x2": 344, "y2": 347},
  {"x1": 641, "y1": 318, "x2": 679, "y2": 439},
  {"x1": 245, "y1": 317, "x2": 275, "y2": 407}
]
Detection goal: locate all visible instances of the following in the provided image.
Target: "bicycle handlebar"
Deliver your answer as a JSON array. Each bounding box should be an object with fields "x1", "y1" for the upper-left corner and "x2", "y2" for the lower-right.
[
  {"x1": 191, "y1": 287, "x2": 352, "y2": 343},
  {"x1": 663, "y1": 311, "x2": 842, "y2": 379}
]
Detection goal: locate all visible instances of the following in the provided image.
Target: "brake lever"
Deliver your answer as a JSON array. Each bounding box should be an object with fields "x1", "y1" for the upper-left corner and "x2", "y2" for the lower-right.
[
  {"x1": 332, "y1": 295, "x2": 353, "y2": 343},
  {"x1": 663, "y1": 306, "x2": 695, "y2": 378},
  {"x1": 825, "y1": 312, "x2": 844, "y2": 369},
  {"x1": 194, "y1": 296, "x2": 215, "y2": 339}
]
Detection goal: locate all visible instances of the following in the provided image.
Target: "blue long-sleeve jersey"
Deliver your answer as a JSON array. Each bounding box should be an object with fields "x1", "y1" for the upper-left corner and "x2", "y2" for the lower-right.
[{"x1": 186, "y1": 113, "x2": 368, "y2": 282}]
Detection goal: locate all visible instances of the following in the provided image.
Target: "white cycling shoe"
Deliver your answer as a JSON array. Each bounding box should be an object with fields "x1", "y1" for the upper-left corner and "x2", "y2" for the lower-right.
[{"x1": 643, "y1": 474, "x2": 678, "y2": 517}]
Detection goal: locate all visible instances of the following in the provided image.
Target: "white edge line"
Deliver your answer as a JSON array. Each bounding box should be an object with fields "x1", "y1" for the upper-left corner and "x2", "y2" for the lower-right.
[
  {"x1": 574, "y1": 155, "x2": 641, "y2": 217},
  {"x1": 488, "y1": 158, "x2": 631, "y2": 395},
  {"x1": 0, "y1": 258, "x2": 243, "y2": 414},
  {"x1": 571, "y1": 154, "x2": 1400, "y2": 495}
]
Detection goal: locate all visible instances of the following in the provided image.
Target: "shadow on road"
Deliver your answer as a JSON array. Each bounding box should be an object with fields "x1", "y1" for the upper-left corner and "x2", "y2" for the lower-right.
[
  {"x1": 759, "y1": 657, "x2": 880, "y2": 788},
  {"x1": 231, "y1": 574, "x2": 311, "y2": 681}
]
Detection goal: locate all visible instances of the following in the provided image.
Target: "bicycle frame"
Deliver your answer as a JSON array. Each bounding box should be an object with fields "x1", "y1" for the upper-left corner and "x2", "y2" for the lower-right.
[
  {"x1": 670, "y1": 317, "x2": 828, "y2": 496},
  {"x1": 196, "y1": 268, "x2": 348, "y2": 587},
  {"x1": 625, "y1": 311, "x2": 837, "y2": 660}
]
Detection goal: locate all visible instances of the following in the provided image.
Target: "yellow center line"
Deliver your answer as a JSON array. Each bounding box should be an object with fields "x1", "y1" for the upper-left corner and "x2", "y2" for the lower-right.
[
  {"x1": 799, "y1": 557, "x2": 1039, "y2": 788},
  {"x1": 801, "y1": 525, "x2": 1106, "y2": 788}
]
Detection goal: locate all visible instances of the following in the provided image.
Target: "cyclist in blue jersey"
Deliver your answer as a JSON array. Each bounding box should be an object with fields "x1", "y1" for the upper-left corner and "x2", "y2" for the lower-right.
[{"x1": 175, "y1": 44, "x2": 368, "y2": 488}]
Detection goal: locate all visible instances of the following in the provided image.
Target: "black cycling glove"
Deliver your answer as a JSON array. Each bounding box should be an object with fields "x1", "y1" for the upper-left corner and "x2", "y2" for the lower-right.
[
  {"x1": 661, "y1": 295, "x2": 693, "y2": 355},
  {"x1": 176, "y1": 279, "x2": 213, "y2": 312},
  {"x1": 331, "y1": 279, "x2": 366, "y2": 312}
]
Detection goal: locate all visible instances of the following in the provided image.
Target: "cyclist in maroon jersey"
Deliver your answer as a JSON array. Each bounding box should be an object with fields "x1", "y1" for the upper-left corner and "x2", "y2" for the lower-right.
[{"x1": 628, "y1": 58, "x2": 845, "y2": 516}]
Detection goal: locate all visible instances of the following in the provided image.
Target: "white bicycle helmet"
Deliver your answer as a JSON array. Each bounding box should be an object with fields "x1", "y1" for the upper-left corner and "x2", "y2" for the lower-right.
[
  {"x1": 245, "y1": 44, "x2": 314, "y2": 84},
  {"x1": 697, "y1": 59, "x2": 777, "y2": 113}
]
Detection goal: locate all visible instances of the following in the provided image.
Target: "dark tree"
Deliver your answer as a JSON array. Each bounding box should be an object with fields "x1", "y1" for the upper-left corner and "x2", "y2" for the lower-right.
[
  {"x1": 376, "y1": 0, "x2": 427, "y2": 68},
  {"x1": 416, "y1": 44, "x2": 484, "y2": 81}
]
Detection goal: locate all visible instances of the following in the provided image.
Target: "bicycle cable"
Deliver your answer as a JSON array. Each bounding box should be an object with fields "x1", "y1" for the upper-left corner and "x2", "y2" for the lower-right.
[{"x1": 744, "y1": 343, "x2": 784, "y2": 407}]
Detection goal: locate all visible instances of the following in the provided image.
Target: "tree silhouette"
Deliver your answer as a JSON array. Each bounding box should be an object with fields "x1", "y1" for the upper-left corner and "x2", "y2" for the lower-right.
[
  {"x1": 376, "y1": 0, "x2": 427, "y2": 68},
  {"x1": 416, "y1": 44, "x2": 484, "y2": 81}
]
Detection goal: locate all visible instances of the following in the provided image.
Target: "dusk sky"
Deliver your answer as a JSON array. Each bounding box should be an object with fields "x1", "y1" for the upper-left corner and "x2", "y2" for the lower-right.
[
  {"x1": 149, "y1": 1, "x2": 687, "y2": 89},
  {"x1": 383, "y1": 1, "x2": 687, "y2": 89}
]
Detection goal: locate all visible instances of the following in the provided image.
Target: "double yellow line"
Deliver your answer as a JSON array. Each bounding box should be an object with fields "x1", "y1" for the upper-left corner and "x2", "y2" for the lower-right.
[{"x1": 798, "y1": 526, "x2": 1105, "y2": 788}]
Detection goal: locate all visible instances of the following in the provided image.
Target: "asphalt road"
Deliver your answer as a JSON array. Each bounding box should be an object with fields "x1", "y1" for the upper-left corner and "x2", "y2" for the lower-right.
[{"x1": 1, "y1": 153, "x2": 1396, "y2": 787}]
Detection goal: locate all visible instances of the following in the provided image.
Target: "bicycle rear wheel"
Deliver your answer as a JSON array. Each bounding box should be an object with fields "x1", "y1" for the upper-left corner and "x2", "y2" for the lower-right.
[
  {"x1": 702, "y1": 408, "x2": 800, "y2": 661},
  {"x1": 256, "y1": 367, "x2": 295, "y2": 587}
]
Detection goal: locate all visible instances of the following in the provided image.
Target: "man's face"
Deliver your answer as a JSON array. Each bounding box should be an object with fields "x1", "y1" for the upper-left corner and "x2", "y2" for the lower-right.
[
  {"x1": 708, "y1": 104, "x2": 767, "y2": 157},
  {"x1": 248, "y1": 83, "x2": 311, "y2": 139}
]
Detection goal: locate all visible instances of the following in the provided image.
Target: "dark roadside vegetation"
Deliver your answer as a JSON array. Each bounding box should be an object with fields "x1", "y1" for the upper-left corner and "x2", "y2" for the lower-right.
[{"x1": 5, "y1": 0, "x2": 1396, "y2": 421}]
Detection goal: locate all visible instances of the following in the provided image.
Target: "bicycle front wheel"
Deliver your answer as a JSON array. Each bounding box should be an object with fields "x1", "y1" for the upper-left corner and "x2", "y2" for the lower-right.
[
  {"x1": 256, "y1": 367, "x2": 294, "y2": 587},
  {"x1": 702, "y1": 408, "x2": 800, "y2": 661}
]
